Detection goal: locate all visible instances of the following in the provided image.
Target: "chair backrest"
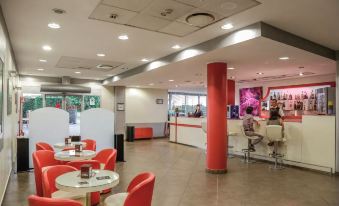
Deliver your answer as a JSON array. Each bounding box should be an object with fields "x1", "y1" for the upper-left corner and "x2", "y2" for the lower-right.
[
  {"x1": 266, "y1": 125, "x2": 283, "y2": 141},
  {"x1": 32, "y1": 150, "x2": 60, "y2": 196},
  {"x1": 28, "y1": 195, "x2": 82, "y2": 206},
  {"x1": 93, "y1": 149, "x2": 117, "y2": 171},
  {"x1": 36, "y1": 142, "x2": 54, "y2": 151},
  {"x1": 42, "y1": 165, "x2": 77, "y2": 197},
  {"x1": 66, "y1": 160, "x2": 101, "y2": 170},
  {"x1": 81, "y1": 139, "x2": 96, "y2": 151},
  {"x1": 124, "y1": 172, "x2": 156, "y2": 206}
]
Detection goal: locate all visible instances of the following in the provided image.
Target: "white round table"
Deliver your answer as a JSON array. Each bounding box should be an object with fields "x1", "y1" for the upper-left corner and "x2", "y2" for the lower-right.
[
  {"x1": 54, "y1": 150, "x2": 96, "y2": 161},
  {"x1": 56, "y1": 170, "x2": 119, "y2": 206},
  {"x1": 54, "y1": 142, "x2": 87, "y2": 150}
]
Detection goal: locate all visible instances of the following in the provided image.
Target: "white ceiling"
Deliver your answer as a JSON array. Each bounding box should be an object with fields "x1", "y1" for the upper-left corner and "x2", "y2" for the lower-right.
[
  {"x1": 1, "y1": 0, "x2": 339, "y2": 80},
  {"x1": 110, "y1": 37, "x2": 336, "y2": 90}
]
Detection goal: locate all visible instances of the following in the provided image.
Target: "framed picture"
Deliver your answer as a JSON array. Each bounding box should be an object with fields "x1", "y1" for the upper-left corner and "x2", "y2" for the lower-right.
[
  {"x1": 117, "y1": 103, "x2": 125, "y2": 111},
  {"x1": 0, "y1": 58, "x2": 4, "y2": 151},
  {"x1": 7, "y1": 78, "x2": 12, "y2": 115},
  {"x1": 156, "y1": 99, "x2": 163, "y2": 104},
  {"x1": 239, "y1": 87, "x2": 262, "y2": 116}
]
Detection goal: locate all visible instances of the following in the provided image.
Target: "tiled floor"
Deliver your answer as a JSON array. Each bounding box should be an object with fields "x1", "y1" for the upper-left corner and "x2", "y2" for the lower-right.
[{"x1": 3, "y1": 138, "x2": 339, "y2": 206}]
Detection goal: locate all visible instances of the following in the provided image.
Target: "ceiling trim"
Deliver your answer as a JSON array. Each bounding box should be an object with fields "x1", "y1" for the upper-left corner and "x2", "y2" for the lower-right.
[
  {"x1": 104, "y1": 21, "x2": 336, "y2": 85},
  {"x1": 261, "y1": 22, "x2": 336, "y2": 60}
]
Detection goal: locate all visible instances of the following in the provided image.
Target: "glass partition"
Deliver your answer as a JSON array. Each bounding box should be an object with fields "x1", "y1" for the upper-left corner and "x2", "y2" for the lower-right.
[{"x1": 169, "y1": 92, "x2": 207, "y2": 117}]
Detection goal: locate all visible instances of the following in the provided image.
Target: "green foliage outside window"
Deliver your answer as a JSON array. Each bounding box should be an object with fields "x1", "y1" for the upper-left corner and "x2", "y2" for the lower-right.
[
  {"x1": 45, "y1": 95, "x2": 63, "y2": 108},
  {"x1": 23, "y1": 96, "x2": 43, "y2": 118},
  {"x1": 84, "y1": 96, "x2": 100, "y2": 110}
]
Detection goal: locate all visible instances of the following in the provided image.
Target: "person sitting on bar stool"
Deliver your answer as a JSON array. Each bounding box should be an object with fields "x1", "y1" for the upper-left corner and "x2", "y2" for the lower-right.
[{"x1": 242, "y1": 106, "x2": 264, "y2": 152}]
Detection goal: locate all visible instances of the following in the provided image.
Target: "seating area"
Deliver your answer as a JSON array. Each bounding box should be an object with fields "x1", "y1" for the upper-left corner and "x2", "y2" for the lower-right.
[{"x1": 30, "y1": 139, "x2": 156, "y2": 206}]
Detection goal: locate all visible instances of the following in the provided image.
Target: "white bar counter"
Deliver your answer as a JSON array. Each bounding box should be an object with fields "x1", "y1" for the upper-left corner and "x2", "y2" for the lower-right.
[{"x1": 169, "y1": 116, "x2": 336, "y2": 173}]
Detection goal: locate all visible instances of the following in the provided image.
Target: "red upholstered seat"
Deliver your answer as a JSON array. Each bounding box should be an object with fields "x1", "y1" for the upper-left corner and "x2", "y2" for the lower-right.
[
  {"x1": 104, "y1": 172, "x2": 156, "y2": 206},
  {"x1": 36, "y1": 142, "x2": 54, "y2": 151},
  {"x1": 28, "y1": 195, "x2": 82, "y2": 206},
  {"x1": 32, "y1": 150, "x2": 61, "y2": 196},
  {"x1": 92, "y1": 149, "x2": 117, "y2": 194},
  {"x1": 134, "y1": 128, "x2": 153, "y2": 139},
  {"x1": 81, "y1": 139, "x2": 96, "y2": 151}
]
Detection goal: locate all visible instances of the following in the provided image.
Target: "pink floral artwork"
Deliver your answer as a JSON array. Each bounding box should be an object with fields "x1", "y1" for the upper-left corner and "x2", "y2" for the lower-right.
[{"x1": 239, "y1": 87, "x2": 262, "y2": 116}]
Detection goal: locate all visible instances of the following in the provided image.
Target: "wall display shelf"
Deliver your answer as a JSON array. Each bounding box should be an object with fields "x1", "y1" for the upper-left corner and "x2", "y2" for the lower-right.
[{"x1": 260, "y1": 82, "x2": 336, "y2": 120}]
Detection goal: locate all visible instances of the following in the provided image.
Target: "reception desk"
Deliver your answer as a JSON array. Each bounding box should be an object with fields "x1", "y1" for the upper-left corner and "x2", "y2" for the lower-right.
[{"x1": 169, "y1": 116, "x2": 336, "y2": 173}]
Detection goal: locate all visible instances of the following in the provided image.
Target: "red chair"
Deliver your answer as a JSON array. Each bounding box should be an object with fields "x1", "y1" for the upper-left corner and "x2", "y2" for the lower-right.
[
  {"x1": 92, "y1": 149, "x2": 117, "y2": 194},
  {"x1": 28, "y1": 195, "x2": 82, "y2": 206},
  {"x1": 104, "y1": 172, "x2": 155, "y2": 206},
  {"x1": 81, "y1": 139, "x2": 96, "y2": 151},
  {"x1": 36, "y1": 142, "x2": 54, "y2": 151},
  {"x1": 66, "y1": 161, "x2": 101, "y2": 206},
  {"x1": 32, "y1": 150, "x2": 61, "y2": 197}
]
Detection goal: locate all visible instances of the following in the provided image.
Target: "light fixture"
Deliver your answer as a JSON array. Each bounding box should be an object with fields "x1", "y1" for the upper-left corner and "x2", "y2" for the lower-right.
[
  {"x1": 221, "y1": 23, "x2": 233, "y2": 30},
  {"x1": 118, "y1": 35, "x2": 129, "y2": 40},
  {"x1": 42, "y1": 45, "x2": 52, "y2": 51},
  {"x1": 97, "y1": 53, "x2": 105, "y2": 57},
  {"x1": 39, "y1": 59, "x2": 47, "y2": 62},
  {"x1": 48, "y1": 23, "x2": 61, "y2": 29},
  {"x1": 279, "y1": 56, "x2": 289, "y2": 60},
  {"x1": 256, "y1": 72, "x2": 264, "y2": 75},
  {"x1": 169, "y1": 79, "x2": 174, "y2": 82},
  {"x1": 175, "y1": 85, "x2": 179, "y2": 88},
  {"x1": 149, "y1": 83, "x2": 154, "y2": 86},
  {"x1": 135, "y1": 85, "x2": 140, "y2": 88},
  {"x1": 75, "y1": 71, "x2": 81, "y2": 74},
  {"x1": 37, "y1": 68, "x2": 44, "y2": 71},
  {"x1": 172, "y1": 45, "x2": 181, "y2": 49},
  {"x1": 231, "y1": 76, "x2": 235, "y2": 79},
  {"x1": 141, "y1": 58, "x2": 149, "y2": 62},
  {"x1": 227, "y1": 67, "x2": 235, "y2": 70},
  {"x1": 299, "y1": 72, "x2": 304, "y2": 76}
]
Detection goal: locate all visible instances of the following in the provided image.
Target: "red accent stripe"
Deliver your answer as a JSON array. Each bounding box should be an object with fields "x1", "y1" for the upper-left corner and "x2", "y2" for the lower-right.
[{"x1": 170, "y1": 123, "x2": 202, "y2": 128}]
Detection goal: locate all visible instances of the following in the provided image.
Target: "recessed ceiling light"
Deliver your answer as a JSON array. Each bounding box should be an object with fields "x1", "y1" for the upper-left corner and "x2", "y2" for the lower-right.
[
  {"x1": 256, "y1": 72, "x2": 264, "y2": 75},
  {"x1": 299, "y1": 72, "x2": 304, "y2": 76},
  {"x1": 37, "y1": 68, "x2": 44, "y2": 71},
  {"x1": 169, "y1": 79, "x2": 174, "y2": 82},
  {"x1": 118, "y1": 35, "x2": 129, "y2": 40},
  {"x1": 48, "y1": 23, "x2": 61, "y2": 29},
  {"x1": 279, "y1": 56, "x2": 289, "y2": 60},
  {"x1": 149, "y1": 83, "x2": 154, "y2": 86},
  {"x1": 75, "y1": 71, "x2": 81, "y2": 74},
  {"x1": 221, "y1": 23, "x2": 233, "y2": 30},
  {"x1": 231, "y1": 76, "x2": 235, "y2": 79},
  {"x1": 135, "y1": 86, "x2": 140, "y2": 88},
  {"x1": 42, "y1": 45, "x2": 52, "y2": 51},
  {"x1": 227, "y1": 67, "x2": 235, "y2": 70},
  {"x1": 175, "y1": 85, "x2": 179, "y2": 88},
  {"x1": 172, "y1": 45, "x2": 181, "y2": 49},
  {"x1": 141, "y1": 58, "x2": 149, "y2": 62},
  {"x1": 97, "y1": 53, "x2": 105, "y2": 57},
  {"x1": 39, "y1": 59, "x2": 47, "y2": 62}
]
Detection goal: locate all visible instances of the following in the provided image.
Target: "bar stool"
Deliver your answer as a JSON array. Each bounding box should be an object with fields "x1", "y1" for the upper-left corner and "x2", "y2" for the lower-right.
[
  {"x1": 240, "y1": 126, "x2": 260, "y2": 163},
  {"x1": 266, "y1": 125, "x2": 284, "y2": 170}
]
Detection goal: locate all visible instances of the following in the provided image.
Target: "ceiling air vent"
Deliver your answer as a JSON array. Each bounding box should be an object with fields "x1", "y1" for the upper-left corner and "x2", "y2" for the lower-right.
[{"x1": 185, "y1": 13, "x2": 215, "y2": 27}]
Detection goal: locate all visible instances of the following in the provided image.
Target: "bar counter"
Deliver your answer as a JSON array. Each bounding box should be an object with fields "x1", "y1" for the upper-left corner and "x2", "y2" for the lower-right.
[{"x1": 169, "y1": 115, "x2": 335, "y2": 173}]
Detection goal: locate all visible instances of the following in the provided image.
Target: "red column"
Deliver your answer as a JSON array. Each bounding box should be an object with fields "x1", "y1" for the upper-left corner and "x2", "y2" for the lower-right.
[
  {"x1": 206, "y1": 62, "x2": 228, "y2": 173},
  {"x1": 227, "y1": 80, "x2": 235, "y2": 105}
]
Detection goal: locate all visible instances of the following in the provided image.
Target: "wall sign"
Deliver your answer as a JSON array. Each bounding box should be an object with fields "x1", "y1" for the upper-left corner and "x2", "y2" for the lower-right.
[
  {"x1": 117, "y1": 103, "x2": 125, "y2": 111},
  {"x1": 156, "y1": 99, "x2": 164, "y2": 104}
]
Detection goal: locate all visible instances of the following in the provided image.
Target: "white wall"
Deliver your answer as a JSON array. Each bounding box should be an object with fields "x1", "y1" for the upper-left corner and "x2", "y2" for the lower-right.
[
  {"x1": 0, "y1": 10, "x2": 18, "y2": 204},
  {"x1": 125, "y1": 88, "x2": 168, "y2": 124},
  {"x1": 235, "y1": 74, "x2": 335, "y2": 105}
]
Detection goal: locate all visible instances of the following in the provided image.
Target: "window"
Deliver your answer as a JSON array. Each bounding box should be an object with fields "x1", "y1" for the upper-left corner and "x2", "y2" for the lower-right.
[
  {"x1": 168, "y1": 92, "x2": 207, "y2": 116},
  {"x1": 23, "y1": 94, "x2": 43, "y2": 118},
  {"x1": 186, "y1": 95, "x2": 199, "y2": 114},
  {"x1": 84, "y1": 95, "x2": 101, "y2": 110}
]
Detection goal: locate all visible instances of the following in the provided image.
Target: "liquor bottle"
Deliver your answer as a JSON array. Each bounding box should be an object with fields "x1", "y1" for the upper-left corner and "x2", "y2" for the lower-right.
[
  {"x1": 273, "y1": 92, "x2": 276, "y2": 100},
  {"x1": 277, "y1": 92, "x2": 280, "y2": 100},
  {"x1": 289, "y1": 93, "x2": 292, "y2": 100},
  {"x1": 310, "y1": 90, "x2": 314, "y2": 99}
]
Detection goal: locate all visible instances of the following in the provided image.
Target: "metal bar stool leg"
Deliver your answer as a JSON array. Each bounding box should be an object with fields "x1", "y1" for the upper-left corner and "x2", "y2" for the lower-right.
[
  {"x1": 242, "y1": 139, "x2": 255, "y2": 164},
  {"x1": 269, "y1": 141, "x2": 284, "y2": 170}
]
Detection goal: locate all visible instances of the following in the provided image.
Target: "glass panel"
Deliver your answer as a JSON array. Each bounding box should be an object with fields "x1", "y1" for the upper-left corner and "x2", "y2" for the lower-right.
[
  {"x1": 45, "y1": 95, "x2": 63, "y2": 108},
  {"x1": 185, "y1": 95, "x2": 199, "y2": 114},
  {"x1": 23, "y1": 94, "x2": 43, "y2": 118},
  {"x1": 170, "y1": 94, "x2": 186, "y2": 116},
  {"x1": 65, "y1": 95, "x2": 82, "y2": 136},
  {"x1": 84, "y1": 95, "x2": 100, "y2": 110},
  {"x1": 199, "y1": 95, "x2": 207, "y2": 115}
]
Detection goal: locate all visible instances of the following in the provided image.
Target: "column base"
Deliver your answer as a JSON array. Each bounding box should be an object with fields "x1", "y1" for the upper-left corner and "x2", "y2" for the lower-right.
[{"x1": 205, "y1": 168, "x2": 227, "y2": 174}]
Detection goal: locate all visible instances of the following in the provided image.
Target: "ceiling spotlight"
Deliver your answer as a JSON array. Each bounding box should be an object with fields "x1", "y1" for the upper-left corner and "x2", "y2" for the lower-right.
[
  {"x1": 42, "y1": 45, "x2": 52, "y2": 51},
  {"x1": 169, "y1": 79, "x2": 174, "y2": 82},
  {"x1": 279, "y1": 56, "x2": 289, "y2": 60},
  {"x1": 172, "y1": 45, "x2": 181, "y2": 49},
  {"x1": 221, "y1": 23, "x2": 233, "y2": 30},
  {"x1": 97, "y1": 53, "x2": 106, "y2": 57},
  {"x1": 256, "y1": 72, "x2": 264, "y2": 75},
  {"x1": 37, "y1": 68, "x2": 44, "y2": 71},
  {"x1": 141, "y1": 58, "x2": 149, "y2": 62},
  {"x1": 39, "y1": 59, "x2": 47, "y2": 62},
  {"x1": 135, "y1": 85, "x2": 140, "y2": 88},
  {"x1": 175, "y1": 85, "x2": 178, "y2": 88},
  {"x1": 118, "y1": 35, "x2": 129, "y2": 40},
  {"x1": 227, "y1": 67, "x2": 235, "y2": 70},
  {"x1": 75, "y1": 71, "x2": 81, "y2": 74},
  {"x1": 299, "y1": 72, "x2": 304, "y2": 76},
  {"x1": 48, "y1": 23, "x2": 61, "y2": 29},
  {"x1": 149, "y1": 83, "x2": 154, "y2": 86},
  {"x1": 230, "y1": 76, "x2": 235, "y2": 79}
]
